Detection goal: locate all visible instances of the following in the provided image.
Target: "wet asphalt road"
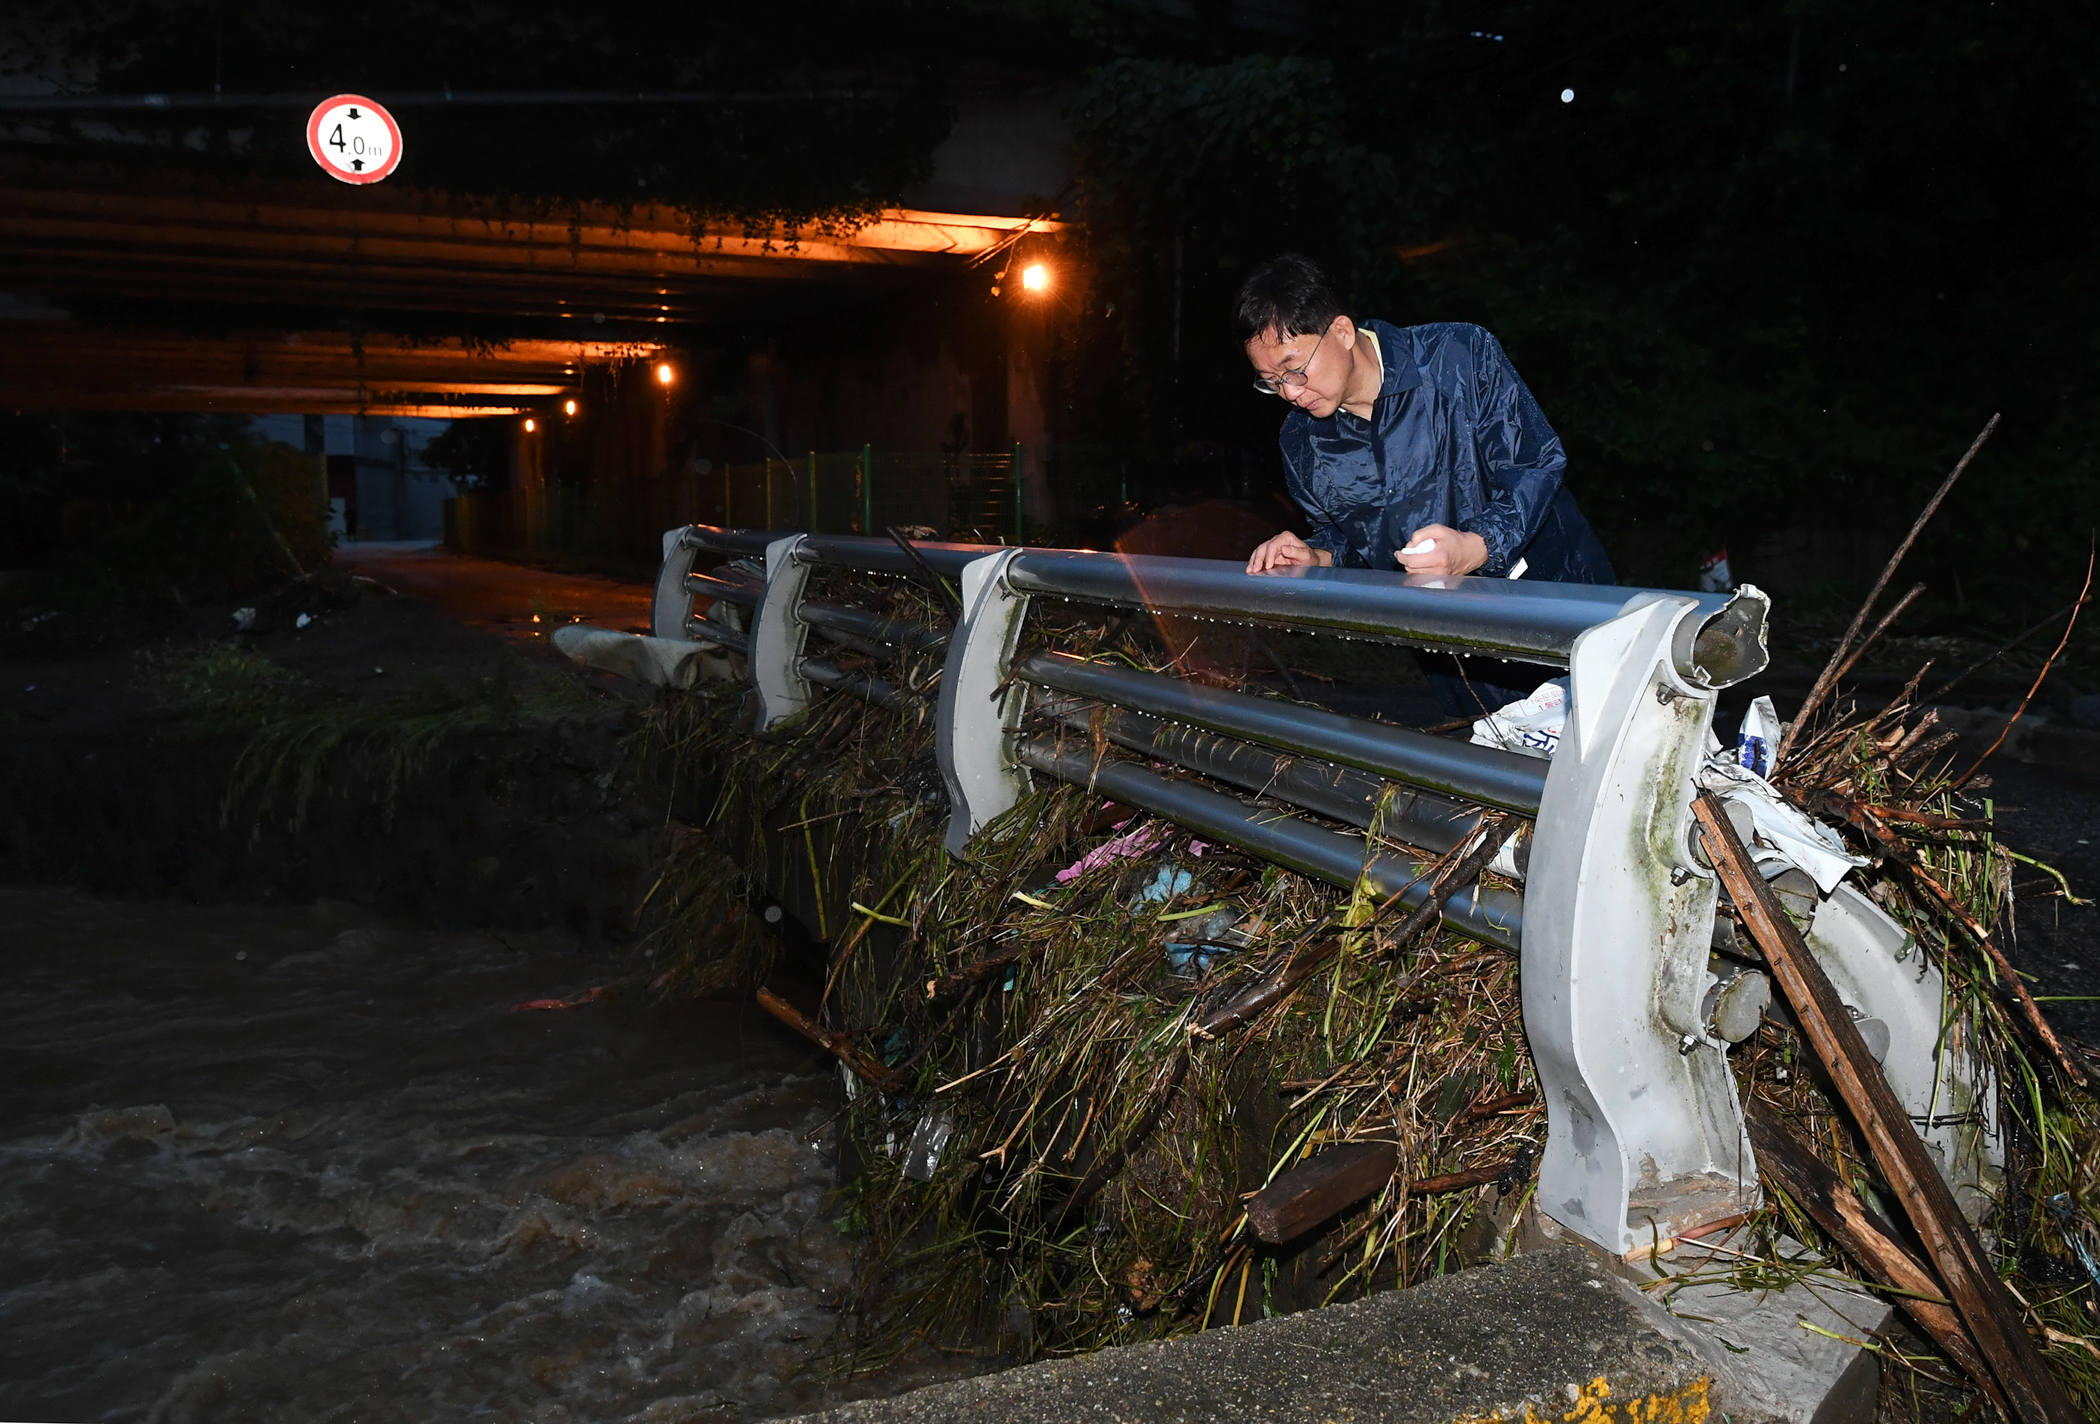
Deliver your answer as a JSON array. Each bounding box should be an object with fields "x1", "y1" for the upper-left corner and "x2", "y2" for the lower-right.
[{"x1": 333, "y1": 541, "x2": 656, "y2": 641}]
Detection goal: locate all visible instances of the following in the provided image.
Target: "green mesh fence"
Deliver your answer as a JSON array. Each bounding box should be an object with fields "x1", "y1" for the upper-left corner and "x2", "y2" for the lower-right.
[{"x1": 441, "y1": 443, "x2": 1136, "y2": 567}]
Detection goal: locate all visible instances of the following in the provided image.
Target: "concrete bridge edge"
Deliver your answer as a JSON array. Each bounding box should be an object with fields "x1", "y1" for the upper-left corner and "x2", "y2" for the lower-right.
[{"x1": 781, "y1": 1245, "x2": 1875, "y2": 1424}]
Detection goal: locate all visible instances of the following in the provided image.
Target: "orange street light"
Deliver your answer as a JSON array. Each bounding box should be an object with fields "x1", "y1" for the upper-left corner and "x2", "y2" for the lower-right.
[
  {"x1": 523, "y1": 417, "x2": 536, "y2": 432},
  {"x1": 1021, "y1": 263, "x2": 1048, "y2": 292},
  {"x1": 656, "y1": 362, "x2": 675, "y2": 385},
  {"x1": 564, "y1": 398, "x2": 577, "y2": 416}
]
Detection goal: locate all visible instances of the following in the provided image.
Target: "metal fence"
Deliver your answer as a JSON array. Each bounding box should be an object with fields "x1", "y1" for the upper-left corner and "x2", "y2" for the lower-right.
[
  {"x1": 634, "y1": 522, "x2": 2007, "y2": 1269},
  {"x1": 442, "y1": 444, "x2": 1131, "y2": 570}
]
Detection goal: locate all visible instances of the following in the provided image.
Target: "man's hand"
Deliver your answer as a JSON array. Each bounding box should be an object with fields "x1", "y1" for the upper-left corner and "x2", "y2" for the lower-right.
[
  {"x1": 1396, "y1": 524, "x2": 1489, "y2": 578},
  {"x1": 1246, "y1": 531, "x2": 1334, "y2": 574}
]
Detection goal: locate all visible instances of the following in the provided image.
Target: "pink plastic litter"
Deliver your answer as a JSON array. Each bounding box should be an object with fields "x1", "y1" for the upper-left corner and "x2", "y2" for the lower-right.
[{"x1": 1054, "y1": 823, "x2": 1208, "y2": 885}]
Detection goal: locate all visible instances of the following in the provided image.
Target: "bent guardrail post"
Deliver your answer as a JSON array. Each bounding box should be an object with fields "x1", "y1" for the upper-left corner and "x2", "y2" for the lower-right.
[
  {"x1": 1524, "y1": 592, "x2": 1764, "y2": 1255},
  {"x1": 935, "y1": 548, "x2": 1029, "y2": 856},
  {"x1": 750, "y1": 534, "x2": 816, "y2": 730}
]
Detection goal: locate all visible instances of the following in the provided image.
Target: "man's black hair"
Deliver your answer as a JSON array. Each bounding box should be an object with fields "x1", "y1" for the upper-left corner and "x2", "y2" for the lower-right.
[{"x1": 1233, "y1": 253, "x2": 1346, "y2": 344}]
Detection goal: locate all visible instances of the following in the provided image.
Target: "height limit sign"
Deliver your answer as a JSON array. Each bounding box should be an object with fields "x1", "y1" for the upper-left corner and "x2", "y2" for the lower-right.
[{"x1": 306, "y1": 94, "x2": 402, "y2": 184}]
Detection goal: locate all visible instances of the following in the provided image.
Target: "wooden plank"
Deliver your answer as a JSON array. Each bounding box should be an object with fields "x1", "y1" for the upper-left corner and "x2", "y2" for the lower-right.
[
  {"x1": 1745, "y1": 1101, "x2": 2006, "y2": 1413},
  {"x1": 1248, "y1": 1143, "x2": 1398, "y2": 1244},
  {"x1": 1693, "y1": 791, "x2": 2079, "y2": 1424}
]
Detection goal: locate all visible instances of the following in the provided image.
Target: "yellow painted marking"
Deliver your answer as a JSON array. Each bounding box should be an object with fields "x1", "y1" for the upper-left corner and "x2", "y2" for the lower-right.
[{"x1": 1451, "y1": 1374, "x2": 1712, "y2": 1424}]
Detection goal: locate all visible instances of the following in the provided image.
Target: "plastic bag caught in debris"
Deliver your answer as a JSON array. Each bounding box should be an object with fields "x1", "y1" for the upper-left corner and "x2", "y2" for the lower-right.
[
  {"x1": 1697, "y1": 754, "x2": 1867, "y2": 893},
  {"x1": 1737, "y1": 695, "x2": 1783, "y2": 779},
  {"x1": 1470, "y1": 680, "x2": 1567, "y2": 760}
]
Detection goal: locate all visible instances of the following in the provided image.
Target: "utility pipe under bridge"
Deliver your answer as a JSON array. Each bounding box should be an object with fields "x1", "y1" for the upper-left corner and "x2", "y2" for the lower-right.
[{"x1": 649, "y1": 523, "x2": 1999, "y2": 1257}]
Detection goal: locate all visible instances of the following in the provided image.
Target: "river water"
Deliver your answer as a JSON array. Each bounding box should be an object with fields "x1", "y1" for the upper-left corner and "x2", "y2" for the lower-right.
[{"x1": 0, "y1": 885, "x2": 893, "y2": 1424}]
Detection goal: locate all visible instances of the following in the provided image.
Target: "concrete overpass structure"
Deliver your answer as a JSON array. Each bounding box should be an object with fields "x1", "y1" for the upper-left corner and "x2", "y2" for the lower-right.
[{"x1": 0, "y1": 159, "x2": 1061, "y2": 418}]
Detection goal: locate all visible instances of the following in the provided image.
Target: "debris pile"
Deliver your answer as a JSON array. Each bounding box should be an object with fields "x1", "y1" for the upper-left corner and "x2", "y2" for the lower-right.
[{"x1": 642, "y1": 430, "x2": 2100, "y2": 1416}]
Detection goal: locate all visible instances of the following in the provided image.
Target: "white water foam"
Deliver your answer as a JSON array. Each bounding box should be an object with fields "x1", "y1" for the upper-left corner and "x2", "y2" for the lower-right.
[{"x1": 0, "y1": 886, "x2": 937, "y2": 1423}]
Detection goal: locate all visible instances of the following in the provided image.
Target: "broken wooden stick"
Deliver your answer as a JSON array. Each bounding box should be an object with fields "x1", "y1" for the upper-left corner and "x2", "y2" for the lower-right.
[
  {"x1": 1927, "y1": 591, "x2": 2094, "y2": 706},
  {"x1": 1693, "y1": 791, "x2": 2080, "y2": 1424},
  {"x1": 1189, "y1": 816, "x2": 1511, "y2": 1040},
  {"x1": 755, "y1": 987, "x2": 893, "y2": 1088},
  {"x1": 1827, "y1": 581, "x2": 1928, "y2": 687},
  {"x1": 1827, "y1": 793, "x2": 2086, "y2": 1089},
  {"x1": 1746, "y1": 1101, "x2": 2007, "y2": 1415},
  {"x1": 1776, "y1": 413, "x2": 1998, "y2": 769},
  {"x1": 884, "y1": 526, "x2": 965, "y2": 620},
  {"x1": 924, "y1": 936, "x2": 1032, "y2": 1001},
  {"x1": 1246, "y1": 1145, "x2": 1524, "y2": 1245}
]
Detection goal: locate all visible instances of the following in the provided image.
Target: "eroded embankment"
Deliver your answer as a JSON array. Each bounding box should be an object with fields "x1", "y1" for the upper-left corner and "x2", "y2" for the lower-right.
[{"x1": 1, "y1": 575, "x2": 686, "y2": 937}]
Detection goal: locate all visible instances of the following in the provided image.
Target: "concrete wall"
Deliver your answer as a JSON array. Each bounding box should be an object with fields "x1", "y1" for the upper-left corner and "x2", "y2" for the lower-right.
[
  {"x1": 703, "y1": 262, "x2": 1067, "y2": 525},
  {"x1": 249, "y1": 413, "x2": 457, "y2": 542}
]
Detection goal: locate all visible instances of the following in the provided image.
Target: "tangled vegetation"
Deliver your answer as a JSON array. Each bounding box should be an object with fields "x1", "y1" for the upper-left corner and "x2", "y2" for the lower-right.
[
  {"x1": 643, "y1": 587, "x2": 1543, "y2": 1370},
  {"x1": 141, "y1": 633, "x2": 602, "y2": 829},
  {"x1": 635, "y1": 559, "x2": 2100, "y2": 1418}
]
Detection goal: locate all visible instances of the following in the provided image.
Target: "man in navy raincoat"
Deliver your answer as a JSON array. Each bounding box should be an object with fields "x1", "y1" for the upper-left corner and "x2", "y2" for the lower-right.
[{"x1": 1237, "y1": 253, "x2": 1615, "y2": 715}]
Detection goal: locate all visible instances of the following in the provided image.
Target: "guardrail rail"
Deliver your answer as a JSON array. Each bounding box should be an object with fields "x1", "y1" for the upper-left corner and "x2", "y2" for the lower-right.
[{"x1": 651, "y1": 522, "x2": 2000, "y2": 1257}]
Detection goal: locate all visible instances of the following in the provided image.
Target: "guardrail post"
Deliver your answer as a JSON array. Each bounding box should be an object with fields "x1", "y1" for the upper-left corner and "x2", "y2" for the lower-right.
[
  {"x1": 860, "y1": 443, "x2": 872, "y2": 534},
  {"x1": 936, "y1": 549, "x2": 1030, "y2": 855},
  {"x1": 652, "y1": 526, "x2": 701, "y2": 641},
  {"x1": 1011, "y1": 440, "x2": 1024, "y2": 543},
  {"x1": 750, "y1": 534, "x2": 815, "y2": 729},
  {"x1": 1524, "y1": 593, "x2": 1756, "y2": 1255}
]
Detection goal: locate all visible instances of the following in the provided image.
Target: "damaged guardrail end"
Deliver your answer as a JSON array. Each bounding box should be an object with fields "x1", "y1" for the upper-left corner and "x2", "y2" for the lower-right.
[
  {"x1": 1677, "y1": 583, "x2": 1770, "y2": 689},
  {"x1": 1525, "y1": 594, "x2": 1759, "y2": 1255}
]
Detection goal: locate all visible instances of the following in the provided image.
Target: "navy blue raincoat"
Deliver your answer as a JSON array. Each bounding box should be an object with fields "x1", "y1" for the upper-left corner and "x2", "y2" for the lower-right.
[{"x1": 1279, "y1": 320, "x2": 1614, "y2": 587}]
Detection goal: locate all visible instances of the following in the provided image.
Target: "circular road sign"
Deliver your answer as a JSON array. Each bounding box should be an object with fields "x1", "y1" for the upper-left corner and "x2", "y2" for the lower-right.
[{"x1": 306, "y1": 94, "x2": 402, "y2": 184}]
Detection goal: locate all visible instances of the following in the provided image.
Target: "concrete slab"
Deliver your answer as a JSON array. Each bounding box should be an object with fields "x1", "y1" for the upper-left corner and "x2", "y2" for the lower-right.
[
  {"x1": 781, "y1": 1248, "x2": 1737, "y2": 1424},
  {"x1": 1616, "y1": 1228, "x2": 1892, "y2": 1424}
]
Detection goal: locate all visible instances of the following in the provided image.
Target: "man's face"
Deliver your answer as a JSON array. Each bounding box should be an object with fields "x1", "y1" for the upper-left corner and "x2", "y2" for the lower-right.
[{"x1": 1246, "y1": 318, "x2": 1350, "y2": 418}]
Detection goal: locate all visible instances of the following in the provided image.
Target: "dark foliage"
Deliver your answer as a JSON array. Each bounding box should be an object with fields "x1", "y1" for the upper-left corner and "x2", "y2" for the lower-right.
[
  {"x1": 1061, "y1": 1, "x2": 2100, "y2": 602},
  {"x1": 0, "y1": 411, "x2": 331, "y2": 608},
  {"x1": 421, "y1": 417, "x2": 510, "y2": 490}
]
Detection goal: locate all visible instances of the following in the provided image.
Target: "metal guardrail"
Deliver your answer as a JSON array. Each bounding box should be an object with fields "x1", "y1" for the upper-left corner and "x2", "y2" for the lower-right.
[{"x1": 654, "y1": 521, "x2": 1792, "y2": 1256}]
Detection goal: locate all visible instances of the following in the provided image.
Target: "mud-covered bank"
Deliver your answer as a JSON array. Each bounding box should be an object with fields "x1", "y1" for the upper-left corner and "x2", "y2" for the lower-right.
[{"x1": 1, "y1": 573, "x2": 692, "y2": 937}]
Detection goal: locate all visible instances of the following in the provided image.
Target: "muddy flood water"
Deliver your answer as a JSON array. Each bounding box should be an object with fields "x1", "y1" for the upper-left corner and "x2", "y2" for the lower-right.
[{"x1": 0, "y1": 884, "x2": 907, "y2": 1424}]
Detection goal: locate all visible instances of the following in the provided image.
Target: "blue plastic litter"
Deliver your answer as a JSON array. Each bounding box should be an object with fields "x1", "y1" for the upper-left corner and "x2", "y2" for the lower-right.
[
  {"x1": 1166, "y1": 942, "x2": 1236, "y2": 975},
  {"x1": 1137, "y1": 865, "x2": 1194, "y2": 904}
]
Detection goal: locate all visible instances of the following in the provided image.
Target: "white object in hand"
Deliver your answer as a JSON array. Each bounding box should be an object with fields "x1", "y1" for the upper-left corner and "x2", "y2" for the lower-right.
[{"x1": 1400, "y1": 539, "x2": 1437, "y2": 556}]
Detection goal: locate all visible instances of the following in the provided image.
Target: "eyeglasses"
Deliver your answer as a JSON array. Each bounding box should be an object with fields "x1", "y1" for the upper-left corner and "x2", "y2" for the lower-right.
[{"x1": 1251, "y1": 321, "x2": 1332, "y2": 396}]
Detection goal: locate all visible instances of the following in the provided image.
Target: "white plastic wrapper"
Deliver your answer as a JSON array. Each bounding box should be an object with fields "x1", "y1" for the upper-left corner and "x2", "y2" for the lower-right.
[
  {"x1": 1470, "y1": 680, "x2": 1568, "y2": 760},
  {"x1": 901, "y1": 1112, "x2": 955, "y2": 1182},
  {"x1": 1736, "y1": 694, "x2": 1784, "y2": 779},
  {"x1": 1698, "y1": 754, "x2": 1868, "y2": 894}
]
